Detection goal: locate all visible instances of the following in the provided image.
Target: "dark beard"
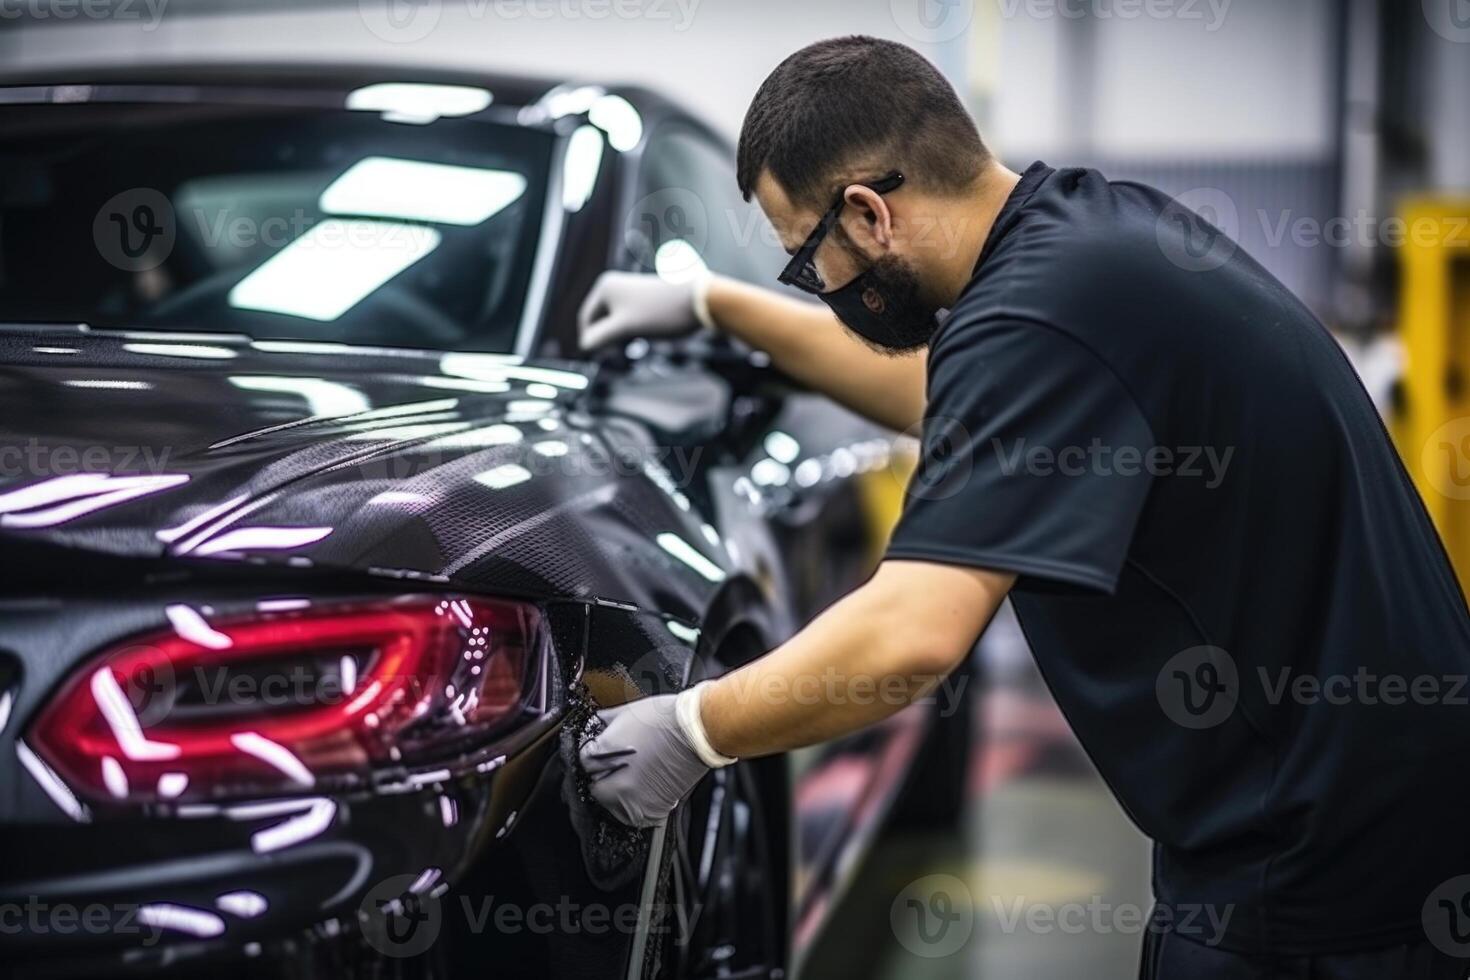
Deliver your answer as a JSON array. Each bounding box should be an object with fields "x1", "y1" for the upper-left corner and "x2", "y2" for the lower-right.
[{"x1": 837, "y1": 254, "x2": 940, "y2": 355}]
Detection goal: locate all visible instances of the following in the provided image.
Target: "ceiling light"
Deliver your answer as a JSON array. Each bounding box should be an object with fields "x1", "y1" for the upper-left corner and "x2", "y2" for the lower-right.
[
  {"x1": 346, "y1": 83, "x2": 492, "y2": 125},
  {"x1": 228, "y1": 219, "x2": 440, "y2": 322},
  {"x1": 654, "y1": 239, "x2": 709, "y2": 284},
  {"x1": 536, "y1": 84, "x2": 604, "y2": 120},
  {"x1": 589, "y1": 94, "x2": 643, "y2": 151},
  {"x1": 561, "y1": 125, "x2": 604, "y2": 212},
  {"x1": 122, "y1": 343, "x2": 237, "y2": 360},
  {"x1": 320, "y1": 157, "x2": 526, "y2": 227}
]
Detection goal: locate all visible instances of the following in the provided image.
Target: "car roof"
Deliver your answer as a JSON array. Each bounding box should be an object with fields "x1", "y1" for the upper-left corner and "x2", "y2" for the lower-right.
[{"x1": 0, "y1": 61, "x2": 702, "y2": 130}]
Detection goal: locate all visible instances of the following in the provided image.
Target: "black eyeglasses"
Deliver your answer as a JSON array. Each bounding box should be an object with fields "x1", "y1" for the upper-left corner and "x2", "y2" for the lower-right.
[{"x1": 777, "y1": 172, "x2": 905, "y2": 294}]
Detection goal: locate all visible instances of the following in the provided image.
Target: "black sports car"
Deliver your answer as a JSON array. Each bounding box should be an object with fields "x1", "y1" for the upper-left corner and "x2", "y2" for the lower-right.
[{"x1": 0, "y1": 66, "x2": 967, "y2": 979}]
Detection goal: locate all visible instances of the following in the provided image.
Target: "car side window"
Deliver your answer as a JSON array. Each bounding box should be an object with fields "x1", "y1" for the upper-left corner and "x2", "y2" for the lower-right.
[{"x1": 629, "y1": 123, "x2": 787, "y2": 286}]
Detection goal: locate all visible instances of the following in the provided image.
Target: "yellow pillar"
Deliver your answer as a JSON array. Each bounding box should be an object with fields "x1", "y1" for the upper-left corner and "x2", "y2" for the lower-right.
[{"x1": 1395, "y1": 199, "x2": 1470, "y2": 589}]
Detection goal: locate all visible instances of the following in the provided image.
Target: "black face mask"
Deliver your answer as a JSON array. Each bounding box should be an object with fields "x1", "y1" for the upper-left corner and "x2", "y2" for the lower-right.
[{"x1": 819, "y1": 253, "x2": 941, "y2": 354}]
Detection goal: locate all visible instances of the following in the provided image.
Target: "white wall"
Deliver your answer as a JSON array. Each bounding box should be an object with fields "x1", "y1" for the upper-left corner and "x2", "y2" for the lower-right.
[
  {"x1": 2, "y1": 0, "x2": 1387, "y2": 175},
  {"x1": 0, "y1": 0, "x2": 970, "y2": 140},
  {"x1": 1427, "y1": 23, "x2": 1470, "y2": 192},
  {"x1": 1, "y1": 0, "x2": 1345, "y2": 160},
  {"x1": 989, "y1": 0, "x2": 1338, "y2": 160}
]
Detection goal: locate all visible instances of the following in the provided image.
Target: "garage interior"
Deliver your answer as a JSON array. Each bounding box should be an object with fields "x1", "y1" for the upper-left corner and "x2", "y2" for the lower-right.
[{"x1": 1, "y1": 1, "x2": 1468, "y2": 978}]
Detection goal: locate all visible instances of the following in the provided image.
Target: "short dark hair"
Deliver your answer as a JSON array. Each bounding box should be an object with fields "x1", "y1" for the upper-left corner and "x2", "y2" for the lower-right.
[{"x1": 737, "y1": 36, "x2": 989, "y2": 208}]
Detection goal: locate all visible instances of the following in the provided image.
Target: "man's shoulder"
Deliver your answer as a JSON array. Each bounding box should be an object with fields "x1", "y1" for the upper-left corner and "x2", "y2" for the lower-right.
[
  {"x1": 925, "y1": 304, "x2": 1110, "y2": 389},
  {"x1": 939, "y1": 171, "x2": 1216, "y2": 360}
]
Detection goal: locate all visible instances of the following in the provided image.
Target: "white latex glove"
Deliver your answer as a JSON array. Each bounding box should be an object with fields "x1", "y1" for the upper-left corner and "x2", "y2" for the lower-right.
[
  {"x1": 577, "y1": 271, "x2": 715, "y2": 352},
  {"x1": 581, "y1": 683, "x2": 734, "y2": 828}
]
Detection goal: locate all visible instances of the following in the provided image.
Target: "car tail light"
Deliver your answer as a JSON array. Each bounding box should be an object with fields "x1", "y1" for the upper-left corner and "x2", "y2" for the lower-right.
[{"x1": 29, "y1": 596, "x2": 544, "y2": 804}]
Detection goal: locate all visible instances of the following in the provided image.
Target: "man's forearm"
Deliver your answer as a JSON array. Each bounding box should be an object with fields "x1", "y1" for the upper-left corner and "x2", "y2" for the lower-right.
[
  {"x1": 697, "y1": 560, "x2": 1014, "y2": 759},
  {"x1": 705, "y1": 276, "x2": 928, "y2": 433}
]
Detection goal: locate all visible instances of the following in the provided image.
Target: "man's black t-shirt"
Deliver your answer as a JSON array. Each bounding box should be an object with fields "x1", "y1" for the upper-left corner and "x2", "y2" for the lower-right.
[{"x1": 887, "y1": 162, "x2": 1470, "y2": 954}]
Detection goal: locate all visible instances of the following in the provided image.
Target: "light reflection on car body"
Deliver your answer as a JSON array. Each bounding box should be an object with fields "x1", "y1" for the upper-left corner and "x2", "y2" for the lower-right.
[{"x1": 0, "y1": 65, "x2": 957, "y2": 980}]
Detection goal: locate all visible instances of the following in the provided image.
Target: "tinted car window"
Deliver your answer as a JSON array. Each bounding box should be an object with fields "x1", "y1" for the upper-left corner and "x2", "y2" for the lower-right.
[
  {"x1": 632, "y1": 123, "x2": 788, "y2": 286},
  {"x1": 0, "y1": 98, "x2": 553, "y2": 352}
]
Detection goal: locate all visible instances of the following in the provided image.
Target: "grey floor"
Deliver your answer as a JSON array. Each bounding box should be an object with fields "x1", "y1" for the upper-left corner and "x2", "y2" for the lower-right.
[{"x1": 803, "y1": 604, "x2": 1153, "y2": 979}]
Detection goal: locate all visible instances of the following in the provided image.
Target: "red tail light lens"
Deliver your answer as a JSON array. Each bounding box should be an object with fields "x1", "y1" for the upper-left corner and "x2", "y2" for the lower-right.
[{"x1": 29, "y1": 596, "x2": 544, "y2": 804}]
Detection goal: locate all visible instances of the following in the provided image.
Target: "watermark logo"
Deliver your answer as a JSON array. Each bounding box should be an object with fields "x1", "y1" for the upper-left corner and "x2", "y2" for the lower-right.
[
  {"x1": 359, "y1": 0, "x2": 442, "y2": 42},
  {"x1": 902, "y1": 416, "x2": 974, "y2": 502},
  {"x1": 1158, "y1": 654, "x2": 1469, "y2": 719},
  {"x1": 623, "y1": 187, "x2": 709, "y2": 278},
  {"x1": 1423, "y1": 0, "x2": 1470, "y2": 43},
  {"x1": 121, "y1": 652, "x2": 177, "y2": 728},
  {"x1": 890, "y1": 0, "x2": 974, "y2": 43},
  {"x1": 891, "y1": 874, "x2": 974, "y2": 958},
  {"x1": 94, "y1": 188, "x2": 175, "y2": 272},
  {"x1": 360, "y1": 874, "x2": 443, "y2": 957},
  {"x1": 1424, "y1": 875, "x2": 1470, "y2": 957},
  {"x1": 1423, "y1": 417, "x2": 1470, "y2": 501},
  {"x1": 1156, "y1": 187, "x2": 1238, "y2": 273},
  {"x1": 613, "y1": 650, "x2": 681, "y2": 727},
  {"x1": 1156, "y1": 645, "x2": 1238, "y2": 729}
]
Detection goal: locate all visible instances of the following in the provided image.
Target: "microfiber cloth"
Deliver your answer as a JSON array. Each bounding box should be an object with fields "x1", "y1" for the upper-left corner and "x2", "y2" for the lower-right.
[{"x1": 560, "y1": 679, "x2": 651, "y2": 891}]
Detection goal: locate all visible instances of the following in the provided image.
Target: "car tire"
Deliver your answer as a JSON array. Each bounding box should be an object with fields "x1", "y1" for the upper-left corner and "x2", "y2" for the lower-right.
[{"x1": 643, "y1": 754, "x2": 788, "y2": 980}]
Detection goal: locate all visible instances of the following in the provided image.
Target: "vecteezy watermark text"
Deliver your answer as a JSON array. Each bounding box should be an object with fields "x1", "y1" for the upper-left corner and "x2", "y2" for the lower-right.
[
  {"x1": 995, "y1": 0, "x2": 1230, "y2": 29},
  {"x1": 0, "y1": 898, "x2": 167, "y2": 945},
  {"x1": 990, "y1": 896, "x2": 1234, "y2": 945},
  {"x1": 358, "y1": 0, "x2": 701, "y2": 44},
  {"x1": 887, "y1": 874, "x2": 1235, "y2": 959},
  {"x1": 676, "y1": 665, "x2": 971, "y2": 717},
  {"x1": 0, "y1": 0, "x2": 168, "y2": 28},
  {"x1": 358, "y1": 875, "x2": 692, "y2": 958},
  {"x1": 993, "y1": 438, "x2": 1234, "y2": 489},
  {"x1": 0, "y1": 439, "x2": 173, "y2": 479},
  {"x1": 889, "y1": 0, "x2": 1231, "y2": 45},
  {"x1": 1157, "y1": 645, "x2": 1470, "y2": 730}
]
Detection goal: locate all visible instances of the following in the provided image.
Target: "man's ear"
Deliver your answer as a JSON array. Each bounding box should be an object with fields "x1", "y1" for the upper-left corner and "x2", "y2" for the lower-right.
[{"x1": 841, "y1": 184, "x2": 894, "y2": 249}]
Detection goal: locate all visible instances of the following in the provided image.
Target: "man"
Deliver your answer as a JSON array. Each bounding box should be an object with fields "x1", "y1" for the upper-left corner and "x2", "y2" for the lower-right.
[{"x1": 578, "y1": 36, "x2": 1470, "y2": 977}]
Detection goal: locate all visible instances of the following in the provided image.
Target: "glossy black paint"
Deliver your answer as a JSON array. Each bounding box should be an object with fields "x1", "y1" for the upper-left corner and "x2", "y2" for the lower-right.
[
  {"x1": 0, "y1": 65, "x2": 940, "y2": 980},
  {"x1": 0, "y1": 331, "x2": 730, "y2": 619}
]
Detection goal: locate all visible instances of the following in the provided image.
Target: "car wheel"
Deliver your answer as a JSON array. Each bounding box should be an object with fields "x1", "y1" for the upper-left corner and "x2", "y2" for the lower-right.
[{"x1": 642, "y1": 756, "x2": 787, "y2": 980}]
